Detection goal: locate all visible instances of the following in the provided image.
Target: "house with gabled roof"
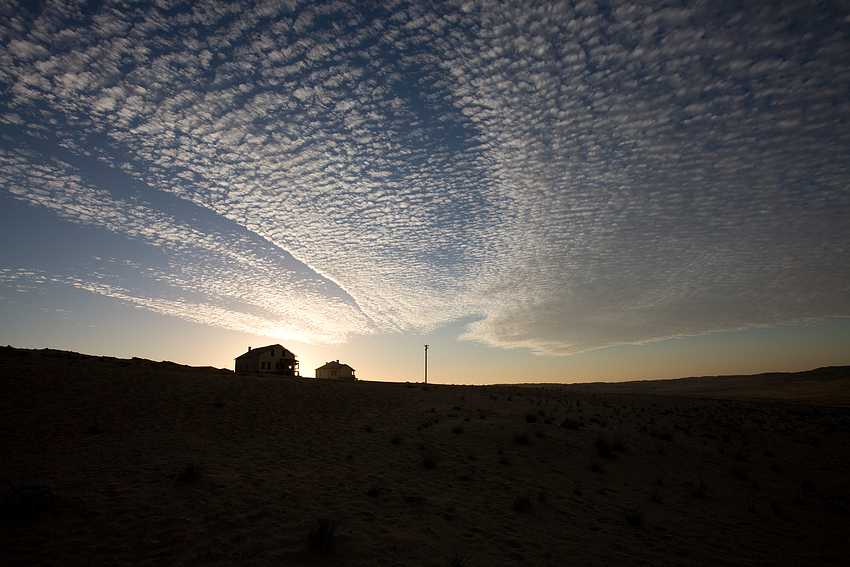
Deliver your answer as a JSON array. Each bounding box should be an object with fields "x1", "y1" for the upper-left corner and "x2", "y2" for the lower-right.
[
  {"x1": 315, "y1": 360, "x2": 356, "y2": 380},
  {"x1": 235, "y1": 344, "x2": 299, "y2": 376}
]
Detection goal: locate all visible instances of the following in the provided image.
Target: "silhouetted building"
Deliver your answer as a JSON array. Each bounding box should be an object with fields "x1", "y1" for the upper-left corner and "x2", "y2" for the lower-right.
[
  {"x1": 235, "y1": 344, "x2": 299, "y2": 376},
  {"x1": 315, "y1": 360, "x2": 356, "y2": 380}
]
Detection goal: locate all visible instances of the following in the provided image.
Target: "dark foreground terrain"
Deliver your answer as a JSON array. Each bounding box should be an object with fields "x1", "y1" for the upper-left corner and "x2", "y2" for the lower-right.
[{"x1": 2, "y1": 347, "x2": 849, "y2": 566}]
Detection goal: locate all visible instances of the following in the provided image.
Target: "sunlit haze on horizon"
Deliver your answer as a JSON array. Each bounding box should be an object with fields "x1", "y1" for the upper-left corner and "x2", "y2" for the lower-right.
[{"x1": 1, "y1": 0, "x2": 849, "y2": 384}]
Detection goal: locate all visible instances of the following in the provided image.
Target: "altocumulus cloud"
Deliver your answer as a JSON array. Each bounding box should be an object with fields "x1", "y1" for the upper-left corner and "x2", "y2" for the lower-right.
[{"x1": 1, "y1": 0, "x2": 848, "y2": 354}]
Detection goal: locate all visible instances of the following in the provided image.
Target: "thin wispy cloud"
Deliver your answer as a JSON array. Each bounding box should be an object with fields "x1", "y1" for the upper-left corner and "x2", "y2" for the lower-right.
[{"x1": 1, "y1": 0, "x2": 848, "y2": 354}]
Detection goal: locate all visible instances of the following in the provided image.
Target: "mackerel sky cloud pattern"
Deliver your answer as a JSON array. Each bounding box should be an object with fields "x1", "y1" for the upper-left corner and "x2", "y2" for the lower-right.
[{"x1": 1, "y1": 0, "x2": 848, "y2": 354}]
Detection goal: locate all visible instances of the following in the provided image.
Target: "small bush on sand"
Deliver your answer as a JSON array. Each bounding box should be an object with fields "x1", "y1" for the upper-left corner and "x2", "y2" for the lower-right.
[
  {"x1": 733, "y1": 468, "x2": 750, "y2": 481},
  {"x1": 624, "y1": 505, "x2": 646, "y2": 526},
  {"x1": 444, "y1": 548, "x2": 476, "y2": 567},
  {"x1": 177, "y1": 462, "x2": 203, "y2": 483},
  {"x1": 307, "y1": 515, "x2": 339, "y2": 554},
  {"x1": 691, "y1": 479, "x2": 709, "y2": 499},
  {"x1": 422, "y1": 454, "x2": 438, "y2": 469},
  {"x1": 594, "y1": 437, "x2": 612, "y2": 458},
  {"x1": 513, "y1": 493, "x2": 533, "y2": 511},
  {"x1": 0, "y1": 483, "x2": 55, "y2": 522}
]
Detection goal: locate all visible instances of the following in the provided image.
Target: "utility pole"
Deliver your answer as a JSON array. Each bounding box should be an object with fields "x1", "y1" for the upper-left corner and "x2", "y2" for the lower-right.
[{"x1": 424, "y1": 344, "x2": 429, "y2": 384}]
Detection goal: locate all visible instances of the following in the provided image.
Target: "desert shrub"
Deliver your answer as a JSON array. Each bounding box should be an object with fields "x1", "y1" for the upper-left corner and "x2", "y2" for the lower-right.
[
  {"x1": 513, "y1": 431, "x2": 530, "y2": 445},
  {"x1": 573, "y1": 481, "x2": 584, "y2": 495},
  {"x1": 648, "y1": 489, "x2": 665, "y2": 504},
  {"x1": 307, "y1": 515, "x2": 339, "y2": 554},
  {"x1": 624, "y1": 505, "x2": 646, "y2": 526},
  {"x1": 590, "y1": 462, "x2": 603, "y2": 473},
  {"x1": 177, "y1": 462, "x2": 203, "y2": 482},
  {"x1": 612, "y1": 438, "x2": 626, "y2": 452},
  {"x1": 452, "y1": 425, "x2": 464, "y2": 434},
  {"x1": 561, "y1": 417, "x2": 580, "y2": 430},
  {"x1": 422, "y1": 454, "x2": 438, "y2": 469},
  {"x1": 525, "y1": 412, "x2": 538, "y2": 423},
  {"x1": 650, "y1": 429, "x2": 674, "y2": 442},
  {"x1": 691, "y1": 479, "x2": 709, "y2": 499},
  {"x1": 401, "y1": 492, "x2": 422, "y2": 504},
  {"x1": 391, "y1": 433, "x2": 403, "y2": 445},
  {"x1": 0, "y1": 483, "x2": 55, "y2": 522},
  {"x1": 733, "y1": 468, "x2": 750, "y2": 481},
  {"x1": 366, "y1": 483, "x2": 383, "y2": 497},
  {"x1": 594, "y1": 437, "x2": 612, "y2": 458},
  {"x1": 444, "y1": 548, "x2": 476, "y2": 567},
  {"x1": 824, "y1": 499, "x2": 849, "y2": 515},
  {"x1": 513, "y1": 493, "x2": 533, "y2": 511}
]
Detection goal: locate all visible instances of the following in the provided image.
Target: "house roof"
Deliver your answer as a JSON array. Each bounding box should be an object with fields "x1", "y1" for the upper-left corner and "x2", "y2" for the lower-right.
[
  {"x1": 235, "y1": 344, "x2": 295, "y2": 360},
  {"x1": 315, "y1": 360, "x2": 355, "y2": 371}
]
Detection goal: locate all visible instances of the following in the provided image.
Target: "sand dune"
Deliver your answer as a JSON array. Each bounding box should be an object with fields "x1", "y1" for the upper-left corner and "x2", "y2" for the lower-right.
[{"x1": 2, "y1": 347, "x2": 849, "y2": 566}]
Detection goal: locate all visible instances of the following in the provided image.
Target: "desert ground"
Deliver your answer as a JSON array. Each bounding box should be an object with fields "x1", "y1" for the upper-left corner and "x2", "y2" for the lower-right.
[{"x1": 2, "y1": 347, "x2": 849, "y2": 566}]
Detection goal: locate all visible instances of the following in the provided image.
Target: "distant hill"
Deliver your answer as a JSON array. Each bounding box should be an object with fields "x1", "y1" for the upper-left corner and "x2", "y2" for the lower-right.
[{"x1": 551, "y1": 366, "x2": 850, "y2": 406}]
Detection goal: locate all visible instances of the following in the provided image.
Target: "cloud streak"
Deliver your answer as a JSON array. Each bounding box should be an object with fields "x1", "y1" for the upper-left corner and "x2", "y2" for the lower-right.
[{"x1": 1, "y1": 0, "x2": 848, "y2": 354}]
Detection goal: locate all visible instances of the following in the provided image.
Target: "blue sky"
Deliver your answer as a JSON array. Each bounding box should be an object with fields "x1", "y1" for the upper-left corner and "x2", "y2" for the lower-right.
[{"x1": 1, "y1": 0, "x2": 848, "y2": 383}]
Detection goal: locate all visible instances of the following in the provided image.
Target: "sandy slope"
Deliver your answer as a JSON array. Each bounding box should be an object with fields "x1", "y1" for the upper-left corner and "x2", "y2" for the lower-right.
[{"x1": 1, "y1": 348, "x2": 849, "y2": 566}]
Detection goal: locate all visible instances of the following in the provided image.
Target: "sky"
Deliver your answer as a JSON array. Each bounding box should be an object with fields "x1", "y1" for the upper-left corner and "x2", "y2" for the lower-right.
[{"x1": 1, "y1": 0, "x2": 849, "y2": 385}]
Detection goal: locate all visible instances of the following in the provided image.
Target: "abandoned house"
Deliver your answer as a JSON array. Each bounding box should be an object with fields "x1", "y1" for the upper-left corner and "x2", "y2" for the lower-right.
[
  {"x1": 315, "y1": 360, "x2": 356, "y2": 380},
  {"x1": 235, "y1": 344, "x2": 299, "y2": 376}
]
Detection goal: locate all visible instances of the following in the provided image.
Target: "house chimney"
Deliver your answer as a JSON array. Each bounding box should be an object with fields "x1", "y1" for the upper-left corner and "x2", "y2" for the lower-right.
[{"x1": 248, "y1": 346, "x2": 251, "y2": 351}]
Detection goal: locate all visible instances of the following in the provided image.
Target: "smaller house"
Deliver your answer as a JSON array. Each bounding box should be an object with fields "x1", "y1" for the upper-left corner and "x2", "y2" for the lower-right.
[
  {"x1": 235, "y1": 344, "x2": 299, "y2": 376},
  {"x1": 315, "y1": 360, "x2": 356, "y2": 380}
]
